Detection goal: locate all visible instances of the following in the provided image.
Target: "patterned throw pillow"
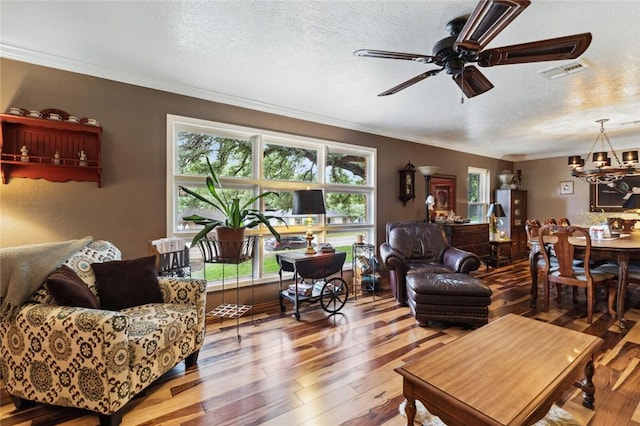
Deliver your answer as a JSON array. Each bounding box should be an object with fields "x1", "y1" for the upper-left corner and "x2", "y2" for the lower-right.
[
  {"x1": 93, "y1": 255, "x2": 164, "y2": 311},
  {"x1": 46, "y1": 265, "x2": 100, "y2": 309}
]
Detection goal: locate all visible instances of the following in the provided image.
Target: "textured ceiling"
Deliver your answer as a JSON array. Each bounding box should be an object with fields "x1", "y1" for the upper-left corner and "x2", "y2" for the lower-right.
[{"x1": 1, "y1": 1, "x2": 639, "y2": 161}]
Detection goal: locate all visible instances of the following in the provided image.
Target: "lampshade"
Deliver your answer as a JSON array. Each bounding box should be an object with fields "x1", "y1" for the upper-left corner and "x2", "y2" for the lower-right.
[
  {"x1": 292, "y1": 190, "x2": 326, "y2": 215},
  {"x1": 592, "y1": 151, "x2": 608, "y2": 163},
  {"x1": 417, "y1": 165, "x2": 439, "y2": 176},
  {"x1": 487, "y1": 203, "x2": 506, "y2": 218},
  {"x1": 568, "y1": 156, "x2": 583, "y2": 167},
  {"x1": 623, "y1": 193, "x2": 640, "y2": 210},
  {"x1": 623, "y1": 151, "x2": 639, "y2": 164}
]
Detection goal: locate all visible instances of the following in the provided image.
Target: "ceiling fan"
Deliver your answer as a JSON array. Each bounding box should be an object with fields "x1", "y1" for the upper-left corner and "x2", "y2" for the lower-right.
[{"x1": 354, "y1": 0, "x2": 592, "y2": 98}]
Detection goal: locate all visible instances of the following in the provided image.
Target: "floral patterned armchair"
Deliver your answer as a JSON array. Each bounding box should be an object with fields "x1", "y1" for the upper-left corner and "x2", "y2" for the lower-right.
[{"x1": 0, "y1": 239, "x2": 207, "y2": 426}]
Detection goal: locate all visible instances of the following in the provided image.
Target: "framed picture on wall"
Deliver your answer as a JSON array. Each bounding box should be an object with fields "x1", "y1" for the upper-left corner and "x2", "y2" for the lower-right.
[
  {"x1": 560, "y1": 181, "x2": 574, "y2": 195},
  {"x1": 590, "y1": 173, "x2": 640, "y2": 212},
  {"x1": 429, "y1": 174, "x2": 456, "y2": 217}
]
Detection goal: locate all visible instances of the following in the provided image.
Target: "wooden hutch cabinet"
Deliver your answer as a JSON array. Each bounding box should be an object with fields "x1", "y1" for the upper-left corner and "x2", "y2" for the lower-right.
[
  {"x1": 0, "y1": 113, "x2": 102, "y2": 186},
  {"x1": 495, "y1": 189, "x2": 527, "y2": 259},
  {"x1": 443, "y1": 223, "x2": 489, "y2": 258}
]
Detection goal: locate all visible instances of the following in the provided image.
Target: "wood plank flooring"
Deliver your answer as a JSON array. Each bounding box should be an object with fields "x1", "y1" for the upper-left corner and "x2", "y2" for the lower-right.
[{"x1": 2, "y1": 259, "x2": 639, "y2": 425}]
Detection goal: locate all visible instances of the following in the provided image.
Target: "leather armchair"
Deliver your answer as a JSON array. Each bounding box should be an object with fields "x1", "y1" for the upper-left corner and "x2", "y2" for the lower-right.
[{"x1": 380, "y1": 221, "x2": 481, "y2": 306}]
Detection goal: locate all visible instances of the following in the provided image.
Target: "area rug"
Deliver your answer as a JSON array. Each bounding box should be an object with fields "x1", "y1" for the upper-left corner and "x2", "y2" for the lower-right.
[{"x1": 399, "y1": 399, "x2": 581, "y2": 426}]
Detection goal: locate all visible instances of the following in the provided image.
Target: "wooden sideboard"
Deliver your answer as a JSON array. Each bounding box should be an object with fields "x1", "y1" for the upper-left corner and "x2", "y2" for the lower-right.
[{"x1": 443, "y1": 223, "x2": 489, "y2": 258}]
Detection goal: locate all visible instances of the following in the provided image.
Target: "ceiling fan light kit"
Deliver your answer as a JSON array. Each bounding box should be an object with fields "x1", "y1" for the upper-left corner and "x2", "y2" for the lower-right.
[
  {"x1": 354, "y1": 0, "x2": 592, "y2": 99},
  {"x1": 568, "y1": 118, "x2": 639, "y2": 185}
]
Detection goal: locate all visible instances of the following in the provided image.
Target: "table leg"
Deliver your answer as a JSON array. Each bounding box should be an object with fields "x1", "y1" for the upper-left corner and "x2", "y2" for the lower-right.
[
  {"x1": 402, "y1": 379, "x2": 417, "y2": 425},
  {"x1": 616, "y1": 252, "x2": 630, "y2": 330},
  {"x1": 575, "y1": 356, "x2": 596, "y2": 409},
  {"x1": 278, "y1": 270, "x2": 287, "y2": 312},
  {"x1": 403, "y1": 398, "x2": 416, "y2": 426}
]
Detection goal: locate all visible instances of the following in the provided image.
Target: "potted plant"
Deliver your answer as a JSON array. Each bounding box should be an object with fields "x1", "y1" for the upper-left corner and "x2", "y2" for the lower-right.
[{"x1": 179, "y1": 156, "x2": 286, "y2": 259}]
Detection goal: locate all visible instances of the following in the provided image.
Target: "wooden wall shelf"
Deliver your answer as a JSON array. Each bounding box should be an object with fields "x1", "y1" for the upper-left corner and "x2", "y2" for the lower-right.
[{"x1": 0, "y1": 113, "x2": 102, "y2": 186}]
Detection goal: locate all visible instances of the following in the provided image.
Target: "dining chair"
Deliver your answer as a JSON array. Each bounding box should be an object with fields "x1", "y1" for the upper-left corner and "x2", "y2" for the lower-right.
[
  {"x1": 558, "y1": 217, "x2": 571, "y2": 226},
  {"x1": 525, "y1": 219, "x2": 541, "y2": 240},
  {"x1": 538, "y1": 224, "x2": 616, "y2": 324},
  {"x1": 527, "y1": 219, "x2": 565, "y2": 303},
  {"x1": 544, "y1": 218, "x2": 558, "y2": 225}
]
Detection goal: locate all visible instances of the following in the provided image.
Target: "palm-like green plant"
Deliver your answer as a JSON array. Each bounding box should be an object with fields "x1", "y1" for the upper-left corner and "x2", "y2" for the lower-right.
[{"x1": 179, "y1": 156, "x2": 286, "y2": 247}]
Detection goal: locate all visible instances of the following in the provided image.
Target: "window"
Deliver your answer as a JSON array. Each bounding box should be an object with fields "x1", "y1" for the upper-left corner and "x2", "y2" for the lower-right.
[
  {"x1": 167, "y1": 115, "x2": 376, "y2": 289},
  {"x1": 468, "y1": 167, "x2": 489, "y2": 222}
]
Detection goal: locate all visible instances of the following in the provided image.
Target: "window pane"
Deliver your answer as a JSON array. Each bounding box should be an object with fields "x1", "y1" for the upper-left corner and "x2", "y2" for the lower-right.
[
  {"x1": 191, "y1": 259, "x2": 253, "y2": 280},
  {"x1": 177, "y1": 185, "x2": 254, "y2": 231},
  {"x1": 262, "y1": 191, "x2": 319, "y2": 227},
  {"x1": 263, "y1": 143, "x2": 318, "y2": 182},
  {"x1": 176, "y1": 130, "x2": 253, "y2": 177},
  {"x1": 326, "y1": 150, "x2": 368, "y2": 185},
  {"x1": 468, "y1": 173, "x2": 480, "y2": 203},
  {"x1": 326, "y1": 192, "x2": 367, "y2": 224},
  {"x1": 468, "y1": 204, "x2": 484, "y2": 223},
  {"x1": 325, "y1": 231, "x2": 366, "y2": 264}
]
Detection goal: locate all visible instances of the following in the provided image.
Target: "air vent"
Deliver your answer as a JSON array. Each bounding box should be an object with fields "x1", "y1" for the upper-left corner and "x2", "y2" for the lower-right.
[{"x1": 538, "y1": 60, "x2": 589, "y2": 80}]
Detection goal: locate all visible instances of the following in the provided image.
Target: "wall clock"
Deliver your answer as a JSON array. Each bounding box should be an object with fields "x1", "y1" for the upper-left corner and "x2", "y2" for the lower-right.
[{"x1": 399, "y1": 161, "x2": 416, "y2": 205}]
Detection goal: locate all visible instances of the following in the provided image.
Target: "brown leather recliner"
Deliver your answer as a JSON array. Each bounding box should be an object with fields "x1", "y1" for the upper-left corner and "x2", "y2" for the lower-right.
[{"x1": 379, "y1": 221, "x2": 482, "y2": 306}]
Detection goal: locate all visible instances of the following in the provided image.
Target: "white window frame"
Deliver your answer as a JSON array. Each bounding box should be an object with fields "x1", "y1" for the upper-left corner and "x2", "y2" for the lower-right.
[
  {"x1": 468, "y1": 166, "x2": 490, "y2": 222},
  {"x1": 166, "y1": 114, "x2": 377, "y2": 290}
]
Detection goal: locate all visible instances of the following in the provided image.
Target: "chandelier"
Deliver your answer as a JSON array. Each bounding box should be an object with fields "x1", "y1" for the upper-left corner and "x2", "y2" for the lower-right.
[{"x1": 568, "y1": 119, "x2": 638, "y2": 184}]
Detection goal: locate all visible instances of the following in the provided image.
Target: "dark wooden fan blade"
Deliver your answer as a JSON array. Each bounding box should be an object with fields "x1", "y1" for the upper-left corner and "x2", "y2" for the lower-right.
[
  {"x1": 378, "y1": 69, "x2": 443, "y2": 96},
  {"x1": 452, "y1": 66, "x2": 494, "y2": 98},
  {"x1": 477, "y1": 33, "x2": 592, "y2": 66},
  {"x1": 455, "y1": 0, "x2": 530, "y2": 53},
  {"x1": 354, "y1": 49, "x2": 439, "y2": 64}
]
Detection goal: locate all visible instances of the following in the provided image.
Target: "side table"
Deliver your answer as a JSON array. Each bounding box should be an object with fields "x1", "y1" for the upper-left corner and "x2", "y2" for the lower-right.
[
  {"x1": 485, "y1": 239, "x2": 512, "y2": 269},
  {"x1": 277, "y1": 251, "x2": 348, "y2": 320}
]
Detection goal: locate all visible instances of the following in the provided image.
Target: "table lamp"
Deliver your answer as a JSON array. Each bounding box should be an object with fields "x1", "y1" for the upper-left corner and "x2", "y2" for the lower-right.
[
  {"x1": 292, "y1": 189, "x2": 326, "y2": 254},
  {"x1": 487, "y1": 203, "x2": 506, "y2": 240}
]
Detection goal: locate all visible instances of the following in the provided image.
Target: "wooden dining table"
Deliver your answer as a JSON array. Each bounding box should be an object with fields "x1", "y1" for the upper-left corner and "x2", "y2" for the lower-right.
[{"x1": 529, "y1": 230, "x2": 640, "y2": 330}]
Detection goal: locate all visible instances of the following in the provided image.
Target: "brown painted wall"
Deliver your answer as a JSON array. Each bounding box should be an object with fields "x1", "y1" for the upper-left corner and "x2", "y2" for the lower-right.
[{"x1": 1, "y1": 58, "x2": 512, "y2": 258}]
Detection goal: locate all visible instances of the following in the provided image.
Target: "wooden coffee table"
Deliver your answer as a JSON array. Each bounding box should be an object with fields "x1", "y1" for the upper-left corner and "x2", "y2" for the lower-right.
[{"x1": 395, "y1": 314, "x2": 603, "y2": 426}]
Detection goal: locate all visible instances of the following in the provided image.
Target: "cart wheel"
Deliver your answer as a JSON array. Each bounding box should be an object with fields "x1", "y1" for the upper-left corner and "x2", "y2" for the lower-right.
[{"x1": 320, "y1": 277, "x2": 349, "y2": 313}]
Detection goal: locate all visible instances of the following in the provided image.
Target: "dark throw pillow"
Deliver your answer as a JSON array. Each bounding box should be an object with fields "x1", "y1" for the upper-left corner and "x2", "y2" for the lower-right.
[
  {"x1": 93, "y1": 255, "x2": 163, "y2": 311},
  {"x1": 46, "y1": 264, "x2": 100, "y2": 309}
]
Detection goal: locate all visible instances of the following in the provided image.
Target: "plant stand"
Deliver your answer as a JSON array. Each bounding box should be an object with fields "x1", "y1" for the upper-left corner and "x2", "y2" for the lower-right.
[
  {"x1": 352, "y1": 243, "x2": 380, "y2": 299},
  {"x1": 198, "y1": 236, "x2": 259, "y2": 342}
]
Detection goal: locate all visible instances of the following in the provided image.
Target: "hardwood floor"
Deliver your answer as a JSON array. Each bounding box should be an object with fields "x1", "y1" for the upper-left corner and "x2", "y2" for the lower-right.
[{"x1": 2, "y1": 259, "x2": 639, "y2": 425}]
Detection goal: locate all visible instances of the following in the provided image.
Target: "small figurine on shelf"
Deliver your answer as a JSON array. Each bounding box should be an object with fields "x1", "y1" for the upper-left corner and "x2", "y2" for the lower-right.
[
  {"x1": 78, "y1": 150, "x2": 87, "y2": 166},
  {"x1": 20, "y1": 145, "x2": 29, "y2": 162},
  {"x1": 53, "y1": 151, "x2": 60, "y2": 165}
]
